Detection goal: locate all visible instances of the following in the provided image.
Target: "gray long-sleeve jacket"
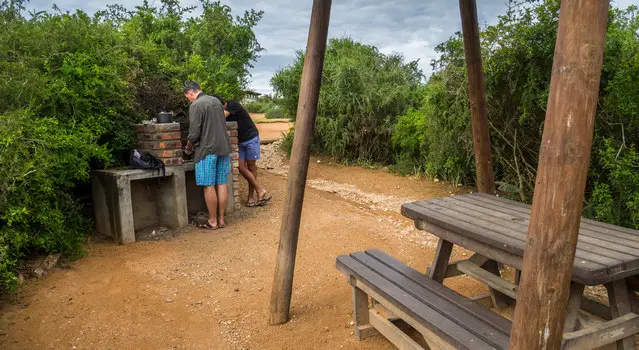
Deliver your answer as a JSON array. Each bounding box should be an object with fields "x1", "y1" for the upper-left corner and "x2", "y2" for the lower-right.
[{"x1": 187, "y1": 93, "x2": 232, "y2": 163}]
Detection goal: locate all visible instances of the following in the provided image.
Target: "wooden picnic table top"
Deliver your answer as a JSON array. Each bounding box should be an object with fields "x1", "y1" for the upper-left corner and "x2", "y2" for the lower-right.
[{"x1": 401, "y1": 192, "x2": 639, "y2": 286}]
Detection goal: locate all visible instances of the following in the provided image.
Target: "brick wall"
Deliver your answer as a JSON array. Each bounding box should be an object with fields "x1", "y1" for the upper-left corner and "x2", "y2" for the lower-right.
[
  {"x1": 227, "y1": 122, "x2": 241, "y2": 211},
  {"x1": 134, "y1": 123, "x2": 185, "y2": 166}
]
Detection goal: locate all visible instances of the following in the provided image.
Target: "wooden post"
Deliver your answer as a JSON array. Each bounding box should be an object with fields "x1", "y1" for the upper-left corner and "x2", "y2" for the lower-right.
[
  {"x1": 459, "y1": 0, "x2": 496, "y2": 194},
  {"x1": 459, "y1": 0, "x2": 509, "y2": 309},
  {"x1": 509, "y1": 1, "x2": 610, "y2": 349},
  {"x1": 268, "y1": 0, "x2": 332, "y2": 326}
]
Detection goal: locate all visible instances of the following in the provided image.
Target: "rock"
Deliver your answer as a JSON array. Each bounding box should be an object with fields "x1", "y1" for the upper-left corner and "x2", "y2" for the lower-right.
[
  {"x1": 34, "y1": 253, "x2": 62, "y2": 278},
  {"x1": 434, "y1": 178, "x2": 440, "y2": 183},
  {"x1": 167, "y1": 299, "x2": 173, "y2": 303},
  {"x1": 349, "y1": 321, "x2": 354, "y2": 326}
]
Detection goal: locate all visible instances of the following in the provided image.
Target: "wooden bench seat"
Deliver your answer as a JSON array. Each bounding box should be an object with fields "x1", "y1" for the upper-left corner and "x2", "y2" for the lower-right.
[{"x1": 336, "y1": 249, "x2": 639, "y2": 350}]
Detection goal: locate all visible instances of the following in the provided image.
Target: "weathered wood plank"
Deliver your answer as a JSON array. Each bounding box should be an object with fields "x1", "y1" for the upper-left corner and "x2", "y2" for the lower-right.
[
  {"x1": 457, "y1": 260, "x2": 517, "y2": 299},
  {"x1": 421, "y1": 198, "x2": 636, "y2": 265},
  {"x1": 365, "y1": 249, "x2": 512, "y2": 334},
  {"x1": 471, "y1": 294, "x2": 494, "y2": 308},
  {"x1": 443, "y1": 196, "x2": 639, "y2": 258},
  {"x1": 428, "y1": 240, "x2": 453, "y2": 283},
  {"x1": 351, "y1": 251, "x2": 511, "y2": 345},
  {"x1": 368, "y1": 309, "x2": 424, "y2": 350},
  {"x1": 562, "y1": 313, "x2": 639, "y2": 350},
  {"x1": 413, "y1": 200, "x2": 615, "y2": 268},
  {"x1": 606, "y1": 279, "x2": 636, "y2": 349},
  {"x1": 336, "y1": 255, "x2": 503, "y2": 349},
  {"x1": 564, "y1": 283, "x2": 586, "y2": 332},
  {"x1": 354, "y1": 279, "x2": 456, "y2": 350},
  {"x1": 352, "y1": 280, "x2": 378, "y2": 340},
  {"x1": 473, "y1": 192, "x2": 639, "y2": 242}
]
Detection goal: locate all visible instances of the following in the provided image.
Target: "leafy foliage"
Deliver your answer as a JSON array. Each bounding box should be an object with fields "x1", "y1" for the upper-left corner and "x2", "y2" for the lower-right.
[
  {"x1": 0, "y1": 0, "x2": 262, "y2": 291},
  {"x1": 272, "y1": 38, "x2": 423, "y2": 162}
]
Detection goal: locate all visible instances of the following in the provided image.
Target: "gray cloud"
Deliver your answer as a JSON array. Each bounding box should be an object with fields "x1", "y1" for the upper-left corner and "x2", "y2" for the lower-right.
[{"x1": 25, "y1": 0, "x2": 638, "y2": 94}]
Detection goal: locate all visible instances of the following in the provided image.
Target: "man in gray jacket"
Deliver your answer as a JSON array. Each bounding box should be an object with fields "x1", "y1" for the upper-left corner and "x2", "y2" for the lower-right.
[{"x1": 183, "y1": 82, "x2": 232, "y2": 229}]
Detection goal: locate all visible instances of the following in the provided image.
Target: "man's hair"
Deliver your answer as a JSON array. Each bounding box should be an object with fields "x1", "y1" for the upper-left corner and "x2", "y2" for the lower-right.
[
  {"x1": 213, "y1": 94, "x2": 226, "y2": 105},
  {"x1": 183, "y1": 81, "x2": 200, "y2": 94}
]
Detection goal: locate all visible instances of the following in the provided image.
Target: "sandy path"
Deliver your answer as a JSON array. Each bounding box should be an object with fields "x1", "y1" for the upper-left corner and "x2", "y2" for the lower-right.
[{"x1": 0, "y1": 145, "x2": 489, "y2": 350}]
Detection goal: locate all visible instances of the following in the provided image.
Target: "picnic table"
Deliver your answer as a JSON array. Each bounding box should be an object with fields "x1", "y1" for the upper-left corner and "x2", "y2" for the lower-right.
[{"x1": 401, "y1": 192, "x2": 639, "y2": 349}]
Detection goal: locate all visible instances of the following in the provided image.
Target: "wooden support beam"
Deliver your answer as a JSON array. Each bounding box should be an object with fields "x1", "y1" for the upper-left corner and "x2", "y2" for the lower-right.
[
  {"x1": 459, "y1": 0, "x2": 512, "y2": 310},
  {"x1": 268, "y1": 0, "x2": 332, "y2": 325},
  {"x1": 509, "y1": 1, "x2": 610, "y2": 348},
  {"x1": 427, "y1": 240, "x2": 453, "y2": 283},
  {"x1": 459, "y1": 0, "x2": 496, "y2": 195}
]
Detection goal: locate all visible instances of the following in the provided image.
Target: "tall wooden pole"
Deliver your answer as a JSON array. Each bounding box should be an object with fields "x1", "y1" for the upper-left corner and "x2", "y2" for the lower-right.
[
  {"x1": 268, "y1": 0, "x2": 332, "y2": 326},
  {"x1": 459, "y1": 0, "x2": 496, "y2": 194},
  {"x1": 510, "y1": 1, "x2": 609, "y2": 349}
]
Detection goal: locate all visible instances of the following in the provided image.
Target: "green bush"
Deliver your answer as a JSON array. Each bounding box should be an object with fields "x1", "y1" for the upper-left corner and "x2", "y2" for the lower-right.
[
  {"x1": 271, "y1": 37, "x2": 423, "y2": 163},
  {"x1": 279, "y1": 127, "x2": 295, "y2": 157},
  {"x1": 0, "y1": 110, "x2": 110, "y2": 289},
  {"x1": 265, "y1": 106, "x2": 289, "y2": 119},
  {"x1": 245, "y1": 101, "x2": 269, "y2": 113},
  {"x1": 0, "y1": 0, "x2": 263, "y2": 292}
]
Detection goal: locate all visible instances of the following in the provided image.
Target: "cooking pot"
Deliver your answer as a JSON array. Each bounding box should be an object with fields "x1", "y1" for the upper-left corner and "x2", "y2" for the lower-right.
[{"x1": 157, "y1": 112, "x2": 173, "y2": 123}]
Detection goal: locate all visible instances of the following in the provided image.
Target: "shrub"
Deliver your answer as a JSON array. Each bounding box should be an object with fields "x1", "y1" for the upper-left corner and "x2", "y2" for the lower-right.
[
  {"x1": 0, "y1": 110, "x2": 111, "y2": 290},
  {"x1": 271, "y1": 37, "x2": 423, "y2": 163},
  {"x1": 265, "y1": 106, "x2": 289, "y2": 119}
]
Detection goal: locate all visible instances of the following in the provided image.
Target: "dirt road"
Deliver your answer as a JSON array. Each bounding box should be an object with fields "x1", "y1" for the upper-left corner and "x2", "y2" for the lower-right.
[
  {"x1": 0, "y1": 141, "x2": 487, "y2": 349},
  {"x1": 250, "y1": 113, "x2": 293, "y2": 144}
]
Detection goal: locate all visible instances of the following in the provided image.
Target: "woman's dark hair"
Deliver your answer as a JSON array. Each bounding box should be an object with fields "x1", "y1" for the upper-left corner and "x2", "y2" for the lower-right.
[{"x1": 213, "y1": 94, "x2": 226, "y2": 105}]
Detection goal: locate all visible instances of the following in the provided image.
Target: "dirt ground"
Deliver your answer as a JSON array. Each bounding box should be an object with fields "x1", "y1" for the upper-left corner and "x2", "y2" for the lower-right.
[
  {"x1": 1, "y1": 124, "x2": 499, "y2": 349},
  {"x1": 251, "y1": 114, "x2": 293, "y2": 144}
]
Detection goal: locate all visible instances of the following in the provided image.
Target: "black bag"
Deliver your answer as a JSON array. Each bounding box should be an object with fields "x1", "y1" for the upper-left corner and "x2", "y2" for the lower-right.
[{"x1": 129, "y1": 149, "x2": 166, "y2": 176}]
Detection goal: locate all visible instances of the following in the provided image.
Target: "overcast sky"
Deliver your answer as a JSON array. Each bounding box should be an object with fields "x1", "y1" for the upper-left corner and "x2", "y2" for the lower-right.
[{"x1": 25, "y1": 0, "x2": 637, "y2": 95}]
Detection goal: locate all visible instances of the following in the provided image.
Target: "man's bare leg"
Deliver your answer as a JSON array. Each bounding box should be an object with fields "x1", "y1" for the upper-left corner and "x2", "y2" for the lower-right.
[
  {"x1": 203, "y1": 186, "x2": 218, "y2": 227},
  {"x1": 216, "y1": 183, "x2": 228, "y2": 227}
]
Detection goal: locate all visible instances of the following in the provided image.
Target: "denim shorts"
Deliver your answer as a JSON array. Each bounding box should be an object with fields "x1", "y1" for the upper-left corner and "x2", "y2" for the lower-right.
[
  {"x1": 238, "y1": 136, "x2": 261, "y2": 161},
  {"x1": 195, "y1": 154, "x2": 230, "y2": 186}
]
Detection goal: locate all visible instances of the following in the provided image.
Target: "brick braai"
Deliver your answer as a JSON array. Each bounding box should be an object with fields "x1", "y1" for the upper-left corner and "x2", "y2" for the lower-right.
[{"x1": 135, "y1": 123, "x2": 185, "y2": 166}]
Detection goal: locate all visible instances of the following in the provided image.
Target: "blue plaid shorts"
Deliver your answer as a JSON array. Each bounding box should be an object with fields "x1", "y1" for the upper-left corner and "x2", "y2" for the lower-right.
[{"x1": 195, "y1": 154, "x2": 230, "y2": 186}]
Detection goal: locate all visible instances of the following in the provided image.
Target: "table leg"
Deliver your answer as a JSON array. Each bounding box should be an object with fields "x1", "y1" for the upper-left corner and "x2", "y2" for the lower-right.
[
  {"x1": 484, "y1": 259, "x2": 510, "y2": 309},
  {"x1": 564, "y1": 282, "x2": 585, "y2": 332},
  {"x1": 606, "y1": 279, "x2": 636, "y2": 350},
  {"x1": 427, "y1": 239, "x2": 453, "y2": 283}
]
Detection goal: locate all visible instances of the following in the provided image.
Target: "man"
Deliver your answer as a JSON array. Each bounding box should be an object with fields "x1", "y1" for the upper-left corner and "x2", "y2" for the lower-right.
[
  {"x1": 184, "y1": 82, "x2": 232, "y2": 229},
  {"x1": 214, "y1": 95, "x2": 271, "y2": 207}
]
